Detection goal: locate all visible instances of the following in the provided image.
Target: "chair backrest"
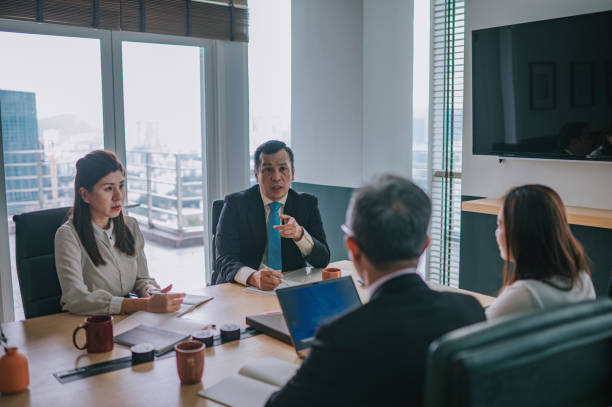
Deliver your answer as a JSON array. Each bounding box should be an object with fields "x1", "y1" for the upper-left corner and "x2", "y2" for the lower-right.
[
  {"x1": 425, "y1": 299, "x2": 612, "y2": 407},
  {"x1": 12, "y1": 207, "x2": 70, "y2": 318},
  {"x1": 210, "y1": 199, "x2": 224, "y2": 285}
]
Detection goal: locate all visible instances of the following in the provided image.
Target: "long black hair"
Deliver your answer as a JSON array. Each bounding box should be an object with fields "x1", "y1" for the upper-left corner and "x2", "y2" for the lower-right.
[
  {"x1": 71, "y1": 150, "x2": 135, "y2": 266},
  {"x1": 500, "y1": 184, "x2": 589, "y2": 292}
]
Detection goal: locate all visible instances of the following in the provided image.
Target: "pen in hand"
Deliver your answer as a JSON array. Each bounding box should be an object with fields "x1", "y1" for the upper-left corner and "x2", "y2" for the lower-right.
[{"x1": 262, "y1": 264, "x2": 289, "y2": 286}]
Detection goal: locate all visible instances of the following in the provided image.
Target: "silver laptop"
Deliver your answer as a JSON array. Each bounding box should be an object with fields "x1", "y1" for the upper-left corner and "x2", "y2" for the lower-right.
[{"x1": 276, "y1": 276, "x2": 362, "y2": 358}]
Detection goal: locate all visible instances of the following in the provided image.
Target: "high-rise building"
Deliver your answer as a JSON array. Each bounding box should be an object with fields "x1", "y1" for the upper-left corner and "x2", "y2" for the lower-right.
[{"x1": 1, "y1": 89, "x2": 40, "y2": 216}]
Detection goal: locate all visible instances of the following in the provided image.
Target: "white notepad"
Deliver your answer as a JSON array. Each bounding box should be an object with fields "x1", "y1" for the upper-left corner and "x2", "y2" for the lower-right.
[{"x1": 198, "y1": 357, "x2": 299, "y2": 407}]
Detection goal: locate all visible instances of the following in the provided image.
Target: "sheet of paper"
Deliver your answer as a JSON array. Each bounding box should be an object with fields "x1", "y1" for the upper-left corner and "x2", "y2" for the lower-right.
[
  {"x1": 244, "y1": 279, "x2": 301, "y2": 296},
  {"x1": 282, "y1": 267, "x2": 322, "y2": 284},
  {"x1": 176, "y1": 294, "x2": 213, "y2": 317}
]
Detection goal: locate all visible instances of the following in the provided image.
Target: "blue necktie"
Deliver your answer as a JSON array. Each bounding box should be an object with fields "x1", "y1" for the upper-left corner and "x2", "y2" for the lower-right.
[{"x1": 268, "y1": 202, "x2": 282, "y2": 270}]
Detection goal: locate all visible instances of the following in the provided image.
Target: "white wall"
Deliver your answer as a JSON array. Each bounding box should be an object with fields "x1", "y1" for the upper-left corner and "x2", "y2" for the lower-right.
[
  {"x1": 464, "y1": 0, "x2": 612, "y2": 209},
  {"x1": 362, "y1": 0, "x2": 413, "y2": 181},
  {"x1": 291, "y1": 0, "x2": 414, "y2": 187},
  {"x1": 220, "y1": 42, "x2": 251, "y2": 197},
  {"x1": 206, "y1": 41, "x2": 250, "y2": 202},
  {"x1": 291, "y1": 0, "x2": 364, "y2": 187}
]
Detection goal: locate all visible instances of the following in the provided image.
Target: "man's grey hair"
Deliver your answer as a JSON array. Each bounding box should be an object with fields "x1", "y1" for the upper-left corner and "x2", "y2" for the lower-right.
[{"x1": 346, "y1": 174, "x2": 431, "y2": 268}]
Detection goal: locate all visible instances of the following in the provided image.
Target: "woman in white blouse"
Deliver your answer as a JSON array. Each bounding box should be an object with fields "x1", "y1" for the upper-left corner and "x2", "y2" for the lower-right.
[
  {"x1": 55, "y1": 150, "x2": 185, "y2": 315},
  {"x1": 486, "y1": 184, "x2": 596, "y2": 320}
]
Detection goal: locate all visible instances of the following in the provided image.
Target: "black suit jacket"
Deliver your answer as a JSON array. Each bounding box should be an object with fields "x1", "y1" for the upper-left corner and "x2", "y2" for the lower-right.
[
  {"x1": 215, "y1": 185, "x2": 330, "y2": 284},
  {"x1": 266, "y1": 274, "x2": 486, "y2": 407}
]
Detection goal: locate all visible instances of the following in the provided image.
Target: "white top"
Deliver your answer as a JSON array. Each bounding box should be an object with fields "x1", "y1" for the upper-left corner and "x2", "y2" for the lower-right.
[
  {"x1": 54, "y1": 216, "x2": 159, "y2": 315},
  {"x1": 486, "y1": 271, "x2": 596, "y2": 320},
  {"x1": 234, "y1": 191, "x2": 315, "y2": 285}
]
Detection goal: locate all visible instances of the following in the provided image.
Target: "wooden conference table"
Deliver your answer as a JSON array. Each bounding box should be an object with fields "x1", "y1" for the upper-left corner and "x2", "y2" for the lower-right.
[{"x1": 0, "y1": 261, "x2": 495, "y2": 406}]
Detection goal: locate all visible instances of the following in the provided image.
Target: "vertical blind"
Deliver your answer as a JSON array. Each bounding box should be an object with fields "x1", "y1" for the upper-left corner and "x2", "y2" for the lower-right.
[
  {"x1": 427, "y1": 0, "x2": 464, "y2": 287},
  {"x1": 0, "y1": 0, "x2": 249, "y2": 42}
]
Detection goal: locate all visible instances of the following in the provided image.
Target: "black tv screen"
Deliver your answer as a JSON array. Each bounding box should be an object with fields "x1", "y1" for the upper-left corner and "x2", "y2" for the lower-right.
[{"x1": 472, "y1": 10, "x2": 612, "y2": 161}]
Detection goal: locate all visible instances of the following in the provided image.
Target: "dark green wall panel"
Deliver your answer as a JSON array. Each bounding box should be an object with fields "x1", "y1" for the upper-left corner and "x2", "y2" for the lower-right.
[{"x1": 292, "y1": 182, "x2": 354, "y2": 263}]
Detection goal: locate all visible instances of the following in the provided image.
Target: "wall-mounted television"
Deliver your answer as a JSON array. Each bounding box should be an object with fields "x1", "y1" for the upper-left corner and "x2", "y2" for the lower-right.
[{"x1": 472, "y1": 10, "x2": 612, "y2": 161}]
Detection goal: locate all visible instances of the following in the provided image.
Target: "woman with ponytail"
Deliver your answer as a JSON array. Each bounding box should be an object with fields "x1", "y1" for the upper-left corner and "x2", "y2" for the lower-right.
[{"x1": 55, "y1": 150, "x2": 184, "y2": 315}]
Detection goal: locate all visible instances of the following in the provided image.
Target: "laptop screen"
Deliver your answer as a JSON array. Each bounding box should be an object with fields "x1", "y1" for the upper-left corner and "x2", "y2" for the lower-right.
[{"x1": 276, "y1": 276, "x2": 362, "y2": 351}]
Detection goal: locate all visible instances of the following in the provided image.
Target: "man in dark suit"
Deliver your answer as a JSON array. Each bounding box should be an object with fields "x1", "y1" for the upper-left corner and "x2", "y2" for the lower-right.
[
  {"x1": 215, "y1": 140, "x2": 330, "y2": 289},
  {"x1": 266, "y1": 174, "x2": 486, "y2": 406}
]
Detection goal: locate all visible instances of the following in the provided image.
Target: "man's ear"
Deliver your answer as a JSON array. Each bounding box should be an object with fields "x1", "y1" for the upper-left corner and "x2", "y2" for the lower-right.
[
  {"x1": 79, "y1": 187, "x2": 90, "y2": 204},
  {"x1": 420, "y1": 236, "x2": 431, "y2": 255},
  {"x1": 254, "y1": 168, "x2": 259, "y2": 183},
  {"x1": 345, "y1": 236, "x2": 361, "y2": 262}
]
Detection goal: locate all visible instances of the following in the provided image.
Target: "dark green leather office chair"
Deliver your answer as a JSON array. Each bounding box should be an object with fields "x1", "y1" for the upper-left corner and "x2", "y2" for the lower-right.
[
  {"x1": 209, "y1": 199, "x2": 224, "y2": 285},
  {"x1": 425, "y1": 299, "x2": 612, "y2": 407},
  {"x1": 12, "y1": 207, "x2": 70, "y2": 318}
]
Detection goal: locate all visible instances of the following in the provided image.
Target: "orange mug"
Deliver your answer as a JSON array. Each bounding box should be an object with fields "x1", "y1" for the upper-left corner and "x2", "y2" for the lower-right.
[
  {"x1": 72, "y1": 315, "x2": 114, "y2": 353},
  {"x1": 322, "y1": 267, "x2": 342, "y2": 280},
  {"x1": 175, "y1": 341, "x2": 205, "y2": 385}
]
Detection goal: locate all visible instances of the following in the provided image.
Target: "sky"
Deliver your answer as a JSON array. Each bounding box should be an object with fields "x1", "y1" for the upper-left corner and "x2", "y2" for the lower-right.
[
  {"x1": 0, "y1": 32, "x2": 103, "y2": 129},
  {"x1": 0, "y1": 32, "x2": 203, "y2": 155}
]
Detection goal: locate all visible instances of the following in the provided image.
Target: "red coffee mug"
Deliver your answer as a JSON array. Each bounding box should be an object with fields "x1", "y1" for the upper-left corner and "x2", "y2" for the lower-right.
[
  {"x1": 322, "y1": 267, "x2": 342, "y2": 280},
  {"x1": 72, "y1": 316, "x2": 114, "y2": 353},
  {"x1": 175, "y1": 341, "x2": 205, "y2": 385}
]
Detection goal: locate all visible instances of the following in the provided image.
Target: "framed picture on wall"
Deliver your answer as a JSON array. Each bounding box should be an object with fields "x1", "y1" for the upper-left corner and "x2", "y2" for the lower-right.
[
  {"x1": 606, "y1": 61, "x2": 612, "y2": 104},
  {"x1": 570, "y1": 61, "x2": 594, "y2": 107},
  {"x1": 529, "y1": 62, "x2": 556, "y2": 110}
]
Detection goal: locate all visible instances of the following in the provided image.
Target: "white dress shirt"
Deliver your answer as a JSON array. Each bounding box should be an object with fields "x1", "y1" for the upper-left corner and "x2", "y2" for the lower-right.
[
  {"x1": 55, "y1": 216, "x2": 159, "y2": 315},
  {"x1": 234, "y1": 190, "x2": 315, "y2": 285}
]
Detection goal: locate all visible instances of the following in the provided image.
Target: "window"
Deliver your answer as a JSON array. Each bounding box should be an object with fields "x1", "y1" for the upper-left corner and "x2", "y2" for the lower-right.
[
  {"x1": 0, "y1": 22, "x2": 218, "y2": 321},
  {"x1": 412, "y1": 0, "x2": 431, "y2": 193},
  {"x1": 426, "y1": 0, "x2": 465, "y2": 287},
  {"x1": 248, "y1": 0, "x2": 291, "y2": 180},
  {"x1": 121, "y1": 41, "x2": 206, "y2": 293},
  {"x1": 0, "y1": 31, "x2": 105, "y2": 321}
]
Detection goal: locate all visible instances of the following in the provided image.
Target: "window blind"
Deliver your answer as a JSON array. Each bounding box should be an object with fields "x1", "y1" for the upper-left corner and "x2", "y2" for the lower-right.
[
  {"x1": 426, "y1": 0, "x2": 464, "y2": 287},
  {"x1": 0, "y1": 0, "x2": 249, "y2": 42}
]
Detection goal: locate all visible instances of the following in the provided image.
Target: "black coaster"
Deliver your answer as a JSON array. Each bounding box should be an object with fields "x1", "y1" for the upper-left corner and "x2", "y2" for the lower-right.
[
  {"x1": 220, "y1": 323, "x2": 241, "y2": 342},
  {"x1": 192, "y1": 329, "x2": 214, "y2": 347},
  {"x1": 131, "y1": 343, "x2": 155, "y2": 365}
]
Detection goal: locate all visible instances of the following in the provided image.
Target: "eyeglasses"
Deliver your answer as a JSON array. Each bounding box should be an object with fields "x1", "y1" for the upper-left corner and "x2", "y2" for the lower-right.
[{"x1": 340, "y1": 223, "x2": 354, "y2": 237}]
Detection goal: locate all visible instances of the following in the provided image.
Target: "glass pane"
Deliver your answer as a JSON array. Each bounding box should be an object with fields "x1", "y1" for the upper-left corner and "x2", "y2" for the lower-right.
[
  {"x1": 412, "y1": 0, "x2": 430, "y2": 278},
  {"x1": 248, "y1": 0, "x2": 291, "y2": 183},
  {"x1": 412, "y1": 0, "x2": 430, "y2": 194},
  {"x1": 121, "y1": 41, "x2": 206, "y2": 292},
  {"x1": 0, "y1": 31, "x2": 104, "y2": 320}
]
